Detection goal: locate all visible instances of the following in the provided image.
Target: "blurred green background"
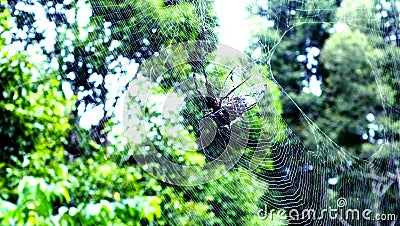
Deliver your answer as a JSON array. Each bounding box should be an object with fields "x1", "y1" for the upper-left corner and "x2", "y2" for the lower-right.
[{"x1": 0, "y1": 0, "x2": 399, "y2": 225}]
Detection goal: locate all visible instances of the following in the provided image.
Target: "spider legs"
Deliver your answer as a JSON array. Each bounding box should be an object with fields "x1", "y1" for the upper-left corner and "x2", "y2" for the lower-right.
[
  {"x1": 193, "y1": 74, "x2": 214, "y2": 114},
  {"x1": 202, "y1": 63, "x2": 217, "y2": 100},
  {"x1": 193, "y1": 63, "x2": 217, "y2": 101},
  {"x1": 220, "y1": 75, "x2": 251, "y2": 102},
  {"x1": 193, "y1": 73, "x2": 203, "y2": 98},
  {"x1": 245, "y1": 102, "x2": 257, "y2": 112},
  {"x1": 221, "y1": 66, "x2": 238, "y2": 88}
]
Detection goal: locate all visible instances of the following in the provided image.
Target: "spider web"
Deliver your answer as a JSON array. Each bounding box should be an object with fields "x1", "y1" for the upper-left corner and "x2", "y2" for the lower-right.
[
  {"x1": 8, "y1": 0, "x2": 400, "y2": 225},
  {"x1": 122, "y1": 0, "x2": 399, "y2": 224}
]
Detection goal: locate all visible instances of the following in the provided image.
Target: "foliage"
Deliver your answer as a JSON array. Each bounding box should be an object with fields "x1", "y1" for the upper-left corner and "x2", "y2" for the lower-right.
[
  {"x1": 246, "y1": 0, "x2": 400, "y2": 225},
  {"x1": 3, "y1": 0, "x2": 399, "y2": 224},
  {"x1": 1, "y1": 0, "x2": 277, "y2": 225},
  {"x1": 0, "y1": 1, "x2": 163, "y2": 224}
]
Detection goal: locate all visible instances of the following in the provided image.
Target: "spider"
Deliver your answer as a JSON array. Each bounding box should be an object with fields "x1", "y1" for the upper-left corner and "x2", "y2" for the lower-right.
[{"x1": 193, "y1": 66, "x2": 256, "y2": 131}]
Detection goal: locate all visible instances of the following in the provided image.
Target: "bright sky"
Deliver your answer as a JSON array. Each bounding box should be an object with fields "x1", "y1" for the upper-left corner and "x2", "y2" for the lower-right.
[{"x1": 213, "y1": 0, "x2": 252, "y2": 51}]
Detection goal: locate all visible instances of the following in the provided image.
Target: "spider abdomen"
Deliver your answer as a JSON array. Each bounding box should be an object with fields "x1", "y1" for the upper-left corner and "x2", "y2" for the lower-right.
[{"x1": 225, "y1": 97, "x2": 250, "y2": 121}]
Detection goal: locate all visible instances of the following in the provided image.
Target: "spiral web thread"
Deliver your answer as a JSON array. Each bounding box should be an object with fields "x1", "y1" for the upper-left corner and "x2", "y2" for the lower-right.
[
  {"x1": 10, "y1": 0, "x2": 400, "y2": 224},
  {"x1": 121, "y1": 0, "x2": 400, "y2": 225}
]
